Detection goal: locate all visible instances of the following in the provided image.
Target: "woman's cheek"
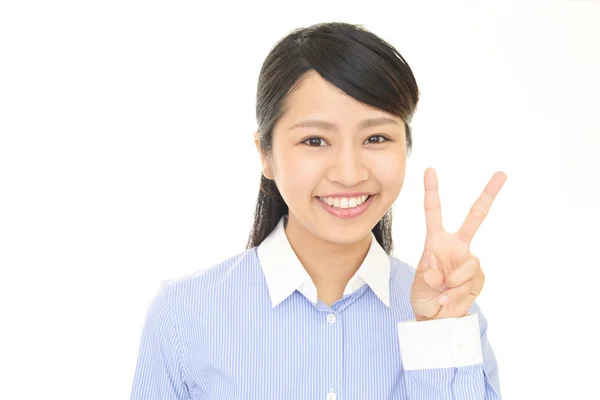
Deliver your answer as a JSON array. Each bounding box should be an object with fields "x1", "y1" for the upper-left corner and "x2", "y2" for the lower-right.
[
  {"x1": 278, "y1": 153, "x2": 323, "y2": 190},
  {"x1": 371, "y1": 155, "x2": 406, "y2": 187}
]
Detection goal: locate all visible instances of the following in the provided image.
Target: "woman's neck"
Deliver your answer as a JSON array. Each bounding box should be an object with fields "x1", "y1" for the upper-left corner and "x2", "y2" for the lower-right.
[{"x1": 283, "y1": 213, "x2": 372, "y2": 305}]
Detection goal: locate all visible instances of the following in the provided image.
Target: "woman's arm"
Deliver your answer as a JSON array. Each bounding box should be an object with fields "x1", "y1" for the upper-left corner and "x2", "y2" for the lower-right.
[{"x1": 129, "y1": 281, "x2": 193, "y2": 400}]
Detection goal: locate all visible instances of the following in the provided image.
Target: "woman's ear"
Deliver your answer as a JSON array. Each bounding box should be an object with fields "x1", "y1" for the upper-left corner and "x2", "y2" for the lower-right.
[{"x1": 253, "y1": 131, "x2": 274, "y2": 180}]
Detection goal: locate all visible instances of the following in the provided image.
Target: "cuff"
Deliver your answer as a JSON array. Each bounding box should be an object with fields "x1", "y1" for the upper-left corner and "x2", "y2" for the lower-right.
[{"x1": 397, "y1": 313, "x2": 483, "y2": 370}]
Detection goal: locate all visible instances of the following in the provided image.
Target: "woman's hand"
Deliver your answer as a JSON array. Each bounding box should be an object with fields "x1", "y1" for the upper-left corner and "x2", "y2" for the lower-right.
[{"x1": 410, "y1": 168, "x2": 507, "y2": 322}]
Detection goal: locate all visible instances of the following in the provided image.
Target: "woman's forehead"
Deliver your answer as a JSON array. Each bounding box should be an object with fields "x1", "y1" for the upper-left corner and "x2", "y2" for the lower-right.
[{"x1": 280, "y1": 72, "x2": 401, "y2": 130}]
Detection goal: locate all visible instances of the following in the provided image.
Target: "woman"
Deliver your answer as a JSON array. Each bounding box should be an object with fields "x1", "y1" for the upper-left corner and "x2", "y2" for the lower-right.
[{"x1": 130, "y1": 21, "x2": 505, "y2": 399}]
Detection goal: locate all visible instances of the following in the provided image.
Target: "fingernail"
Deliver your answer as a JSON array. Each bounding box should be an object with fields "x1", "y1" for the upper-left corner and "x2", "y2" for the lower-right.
[{"x1": 439, "y1": 294, "x2": 450, "y2": 305}]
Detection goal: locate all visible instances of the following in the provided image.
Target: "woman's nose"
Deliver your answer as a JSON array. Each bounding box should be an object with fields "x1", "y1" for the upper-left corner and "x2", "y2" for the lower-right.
[{"x1": 326, "y1": 148, "x2": 369, "y2": 187}]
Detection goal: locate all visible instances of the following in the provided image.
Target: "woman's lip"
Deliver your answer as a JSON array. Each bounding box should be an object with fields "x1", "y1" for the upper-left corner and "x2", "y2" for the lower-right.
[
  {"x1": 316, "y1": 194, "x2": 374, "y2": 219},
  {"x1": 317, "y1": 192, "x2": 373, "y2": 198}
]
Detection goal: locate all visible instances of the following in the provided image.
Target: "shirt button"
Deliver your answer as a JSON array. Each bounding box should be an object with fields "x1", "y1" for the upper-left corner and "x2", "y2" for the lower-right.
[
  {"x1": 327, "y1": 389, "x2": 336, "y2": 400},
  {"x1": 326, "y1": 313, "x2": 336, "y2": 324}
]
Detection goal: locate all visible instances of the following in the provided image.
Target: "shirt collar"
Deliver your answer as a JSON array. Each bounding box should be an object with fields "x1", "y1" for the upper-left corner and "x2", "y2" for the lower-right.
[{"x1": 256, "y1": 214, "x2": 391, "y2": 308}]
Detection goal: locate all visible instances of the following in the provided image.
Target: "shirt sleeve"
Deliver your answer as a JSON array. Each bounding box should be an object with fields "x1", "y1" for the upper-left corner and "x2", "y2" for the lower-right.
[
  {"x1": 397, "y1": 301, "x2": 501, "y2": 399},
  {"x1": 130, "y1": 281, "x2": 192, "y2": 400}
]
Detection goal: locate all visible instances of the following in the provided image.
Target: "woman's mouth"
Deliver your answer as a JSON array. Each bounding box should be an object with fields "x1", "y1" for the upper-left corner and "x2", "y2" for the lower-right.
[{"x1": 315, "y1": 194, "x2": 374, "y2": 219}]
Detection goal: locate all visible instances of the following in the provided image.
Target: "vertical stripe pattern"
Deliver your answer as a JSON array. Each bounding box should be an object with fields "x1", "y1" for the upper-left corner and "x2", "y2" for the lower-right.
[{"x1": 130, "y1": 248, "x2": 501, "y2": 399}]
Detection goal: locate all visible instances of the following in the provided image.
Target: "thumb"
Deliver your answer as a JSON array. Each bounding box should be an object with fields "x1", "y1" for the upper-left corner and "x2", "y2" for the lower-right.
[{"x1": 423, "y1": 251, "x2": 444, "y2": 290}]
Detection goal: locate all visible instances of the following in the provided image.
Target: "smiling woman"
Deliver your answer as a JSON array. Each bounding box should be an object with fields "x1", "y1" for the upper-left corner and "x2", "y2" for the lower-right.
[
  {"x1": 130, "y1": 21, "x2": 503, "y2": 400},
  {"x1": 248, "y1": 22, "x2": 419, "y2": 257},
  {"x1": 251, "y1": 69, "x2": 411, "y2": 256}
]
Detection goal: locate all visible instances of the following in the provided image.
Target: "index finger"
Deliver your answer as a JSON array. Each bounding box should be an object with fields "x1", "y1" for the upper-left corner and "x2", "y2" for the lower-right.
[
  {"x1": 456, "y1": 171, "x2": 507, "y2": 243},
  {"x1": 424, "y1": 167, "x2": 444, "y2": 235}
]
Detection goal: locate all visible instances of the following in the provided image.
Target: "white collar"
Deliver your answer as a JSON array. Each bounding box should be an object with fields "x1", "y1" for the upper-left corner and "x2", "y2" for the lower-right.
[{"x1": 256, "y1": 215, "x2": 391, "y2": 308}]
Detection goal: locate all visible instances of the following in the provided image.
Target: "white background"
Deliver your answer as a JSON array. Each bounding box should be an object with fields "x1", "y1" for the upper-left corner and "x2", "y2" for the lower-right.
[{"x1": 1, "y1": 1, "x2": 599, "y2": 399}]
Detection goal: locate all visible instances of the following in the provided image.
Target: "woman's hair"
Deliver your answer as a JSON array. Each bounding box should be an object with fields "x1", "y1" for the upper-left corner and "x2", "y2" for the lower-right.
[{"x1": 246, "y1": 22, "x2": 420, "y2": 255}]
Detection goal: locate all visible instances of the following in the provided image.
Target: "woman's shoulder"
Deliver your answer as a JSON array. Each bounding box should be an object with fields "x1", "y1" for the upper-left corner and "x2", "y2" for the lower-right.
[
  {"x1": 160, "y1": 247, "x2": 260, "y2": 299},
  {"x1": 388, "y1": 254, "x2": 418, "y2": 284}
]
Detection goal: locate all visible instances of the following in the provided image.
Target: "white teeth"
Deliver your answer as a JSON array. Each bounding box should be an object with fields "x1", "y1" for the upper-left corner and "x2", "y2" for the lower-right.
[{"x1": 319, "y1": 194, "x2": 370, "y2": 209}]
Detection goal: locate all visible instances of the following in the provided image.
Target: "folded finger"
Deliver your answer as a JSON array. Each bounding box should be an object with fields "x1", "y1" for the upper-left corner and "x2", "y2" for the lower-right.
[
  {"x1": 446, "y1": 257, "x2": 480, "y2": 288},
  {"x1": 438, "y1": 280, "x2": 474, "y2": 307}
]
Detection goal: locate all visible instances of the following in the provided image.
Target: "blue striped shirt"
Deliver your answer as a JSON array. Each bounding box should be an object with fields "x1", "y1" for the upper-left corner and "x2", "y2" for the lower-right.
[{"x1": 130, "y1": 215, "x2": 501, "y2": 399}]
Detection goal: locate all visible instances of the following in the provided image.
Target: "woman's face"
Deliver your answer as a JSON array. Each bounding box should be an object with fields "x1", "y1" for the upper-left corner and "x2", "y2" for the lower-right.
[{"x1": 255, "y1": 70, "x2": 407, "y2": 245}]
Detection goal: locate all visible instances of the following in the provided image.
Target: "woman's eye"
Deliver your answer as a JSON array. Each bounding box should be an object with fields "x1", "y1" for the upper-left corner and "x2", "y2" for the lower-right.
[
  {"x1": 302, "y1": 135, "x2": 388, "y2": 147},
  {"x1": 303, "y1": 137, "x2": 327, "y2": 147},
  {"x1": 365, "y1": 135, "x2": 388, "y2": 144}
]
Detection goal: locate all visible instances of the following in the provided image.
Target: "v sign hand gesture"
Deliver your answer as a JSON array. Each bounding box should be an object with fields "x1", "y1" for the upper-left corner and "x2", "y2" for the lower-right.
[{"x1": 410, "y1": 168, "x2": 507, "y2": 322}]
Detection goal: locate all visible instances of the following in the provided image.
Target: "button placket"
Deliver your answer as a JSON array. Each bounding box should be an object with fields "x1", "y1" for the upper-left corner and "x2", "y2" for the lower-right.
[{"x1": 324, "y1": 310, "x2": 342, "y2": 400}]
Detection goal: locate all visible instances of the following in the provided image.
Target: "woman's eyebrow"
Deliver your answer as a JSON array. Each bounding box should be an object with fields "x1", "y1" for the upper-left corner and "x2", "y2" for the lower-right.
[{"x1": 287, "y1": 117, "x2": 399, "y2": 132}]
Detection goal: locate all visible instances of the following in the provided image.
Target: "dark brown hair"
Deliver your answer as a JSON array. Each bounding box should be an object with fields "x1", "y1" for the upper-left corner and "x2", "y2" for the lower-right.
[{"x1": 246, "y1": 22, "x2": 420, "y2": 255}]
